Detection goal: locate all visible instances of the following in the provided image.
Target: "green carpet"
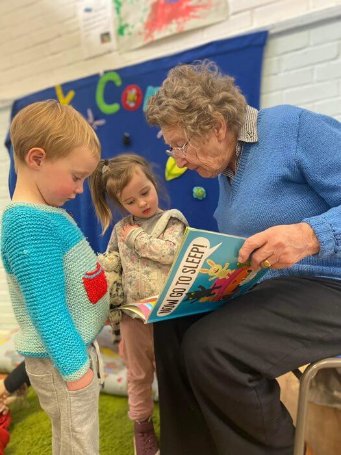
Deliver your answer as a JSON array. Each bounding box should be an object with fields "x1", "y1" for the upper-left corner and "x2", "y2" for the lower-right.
[{"x1": 6, "y1": 389, "x2": 160, "y2": 454}]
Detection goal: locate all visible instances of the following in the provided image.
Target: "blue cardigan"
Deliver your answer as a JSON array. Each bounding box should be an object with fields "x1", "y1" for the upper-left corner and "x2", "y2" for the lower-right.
[{"x1": 214, "y1": 105, "x2": 341, "y2": 281}]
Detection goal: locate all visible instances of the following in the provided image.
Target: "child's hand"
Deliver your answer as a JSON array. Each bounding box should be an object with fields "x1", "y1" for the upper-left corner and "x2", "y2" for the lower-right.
[
  {"x1": 66, "y1": 368, "x2": 94, "y2": 391},
  {"x1": 0, "y1": 380, "x2": 11, "y2": 415},
  {"x1": 121, "y1": 224, "x2": 140, "y2": 241},
  {"x1": 0, "y1": 399, "x2": 9, "y2": 415},
  {"x1": 0, "y1": 379, "x2": 8, "y2": 399}
]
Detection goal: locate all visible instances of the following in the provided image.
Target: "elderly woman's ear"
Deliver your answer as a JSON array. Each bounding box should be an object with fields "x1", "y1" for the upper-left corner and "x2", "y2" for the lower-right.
[
  {"x1": 213, "y1": 114, "x2": 228, "y2": 141},
  {"x1": 213, "y1": 120, "x2": 227, "y2": 142}
]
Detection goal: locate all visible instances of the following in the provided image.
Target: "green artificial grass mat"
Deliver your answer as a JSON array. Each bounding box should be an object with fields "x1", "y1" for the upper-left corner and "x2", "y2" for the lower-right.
[{"x1": 6, "y1": 389, "x2": 160, "y2": 454}]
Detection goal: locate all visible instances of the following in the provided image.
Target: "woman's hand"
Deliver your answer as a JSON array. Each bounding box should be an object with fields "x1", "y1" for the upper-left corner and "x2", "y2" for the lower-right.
[
  {"x1": 120, "y1": 223, "x2": 140, "y2": 242},
  {"x1": 238, "y1": 222, "x2": 320, "y2": 270},
  {"x1": 66, "y1": 368, "x2": 94, "y2": 391}
]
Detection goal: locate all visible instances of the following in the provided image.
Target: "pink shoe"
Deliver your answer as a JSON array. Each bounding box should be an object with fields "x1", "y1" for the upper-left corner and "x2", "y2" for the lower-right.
[{"x1": 133, "y1": 418, "x2": 159, "y2": 455}]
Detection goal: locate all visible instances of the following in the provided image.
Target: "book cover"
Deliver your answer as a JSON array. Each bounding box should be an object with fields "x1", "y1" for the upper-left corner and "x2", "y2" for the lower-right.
[
  {"x1": 125, "y1": 227, "x2": 267, "y2": 323},
  {"x1": 119, "y1": 295, "x2": 158, "y2": 321}
]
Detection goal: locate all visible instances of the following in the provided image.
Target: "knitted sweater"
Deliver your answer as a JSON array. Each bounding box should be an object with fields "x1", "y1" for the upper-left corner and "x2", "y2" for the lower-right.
[
  {"x1": 214, "y1": 104, "x2": 341, "y2": 281},
  {"x1": 107, "y1": 209, "x2": 188, "y2": 304},
  {"x1": 1, "y1": 203, "x2": 109, "y2": 381}
]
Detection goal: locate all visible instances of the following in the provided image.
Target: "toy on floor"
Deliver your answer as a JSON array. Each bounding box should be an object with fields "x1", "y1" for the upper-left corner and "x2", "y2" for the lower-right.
[
  {"x1": 0, "y1": 361, "x2": 30, "y2": 415},
  {"x1": 0, "y1": 361, "x2": 29, "y2": 454},
  {"x1": 0, "y1": 410, "x2": 11, "y2": 455}
]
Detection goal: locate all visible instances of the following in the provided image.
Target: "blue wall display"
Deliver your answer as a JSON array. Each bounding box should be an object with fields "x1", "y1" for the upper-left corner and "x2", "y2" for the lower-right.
[{"x1": 5, "y1": 31, "x2": 268, "y2": 253}]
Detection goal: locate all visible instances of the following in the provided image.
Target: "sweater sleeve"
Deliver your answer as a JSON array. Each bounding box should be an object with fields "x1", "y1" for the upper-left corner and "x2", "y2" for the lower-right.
[
  {"x1": 296, "y1": 110, "x2": 341, "y2": 258},
  {"x1": 126, "y1": 218, "x2": 186, "y2": 264},
  {"x1": 3, "y1": 212, "x2": 90, "y2": 381}
]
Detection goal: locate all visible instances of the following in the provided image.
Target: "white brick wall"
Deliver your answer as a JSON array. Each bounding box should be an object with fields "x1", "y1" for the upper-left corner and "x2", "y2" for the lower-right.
[
  {"x1": 261, "y1": 15, "x2": 341, "y2": 114},
  {"x1": 0, "y1": 0, "x2": 340, "y2": 329}
]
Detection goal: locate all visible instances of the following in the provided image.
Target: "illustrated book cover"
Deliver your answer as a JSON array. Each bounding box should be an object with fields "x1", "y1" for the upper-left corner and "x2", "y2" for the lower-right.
[{"x1": 120, "y1": 227, "x2": 267, "y2": 323}]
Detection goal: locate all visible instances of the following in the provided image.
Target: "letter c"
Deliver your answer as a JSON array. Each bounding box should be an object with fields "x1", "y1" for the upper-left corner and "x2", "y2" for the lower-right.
[{"x1": 96, "y1": 71, "x2": 122, "y2": 115}]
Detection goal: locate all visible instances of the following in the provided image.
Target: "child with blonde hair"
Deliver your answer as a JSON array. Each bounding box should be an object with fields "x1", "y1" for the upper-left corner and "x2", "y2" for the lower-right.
[
  {"x1": 90, "y1": 153, "x2": 187, "y2": 455},
  {"x1": 1, "y1": 100, "x2": 109, "y2": 454}
]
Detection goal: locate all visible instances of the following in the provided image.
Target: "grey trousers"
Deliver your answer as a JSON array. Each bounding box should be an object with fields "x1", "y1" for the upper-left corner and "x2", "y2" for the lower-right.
[{"x1": 25, "y1": 343, "x2": 102, "y2": 455}]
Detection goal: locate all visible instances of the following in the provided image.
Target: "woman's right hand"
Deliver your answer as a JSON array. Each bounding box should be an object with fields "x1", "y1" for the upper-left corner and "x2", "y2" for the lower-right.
[
  {"x1": 238, "y1": 222, "x2": 320, "y2": 270},
  {"x1": 66, "y1": 368, "x2": 94, "y2": 391}
]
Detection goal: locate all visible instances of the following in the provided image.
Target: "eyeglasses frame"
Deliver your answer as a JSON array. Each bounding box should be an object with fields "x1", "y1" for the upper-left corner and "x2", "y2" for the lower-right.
[{"x1": 165, "y1": 140, "x2": 190, "y2": 158}]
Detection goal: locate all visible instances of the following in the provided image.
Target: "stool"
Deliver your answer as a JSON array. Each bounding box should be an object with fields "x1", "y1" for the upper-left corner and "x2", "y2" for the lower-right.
[{"x1": 293, "y1": 356, "x2": 341, "y2": 455}]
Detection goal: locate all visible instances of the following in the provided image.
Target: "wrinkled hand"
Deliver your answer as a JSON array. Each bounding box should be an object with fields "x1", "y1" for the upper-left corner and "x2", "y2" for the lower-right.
[
  {"x1": 238, "y1": 222, "x2": 320, "y2": 270},
  {"x1": 120, "y1": 223, "x2": 140, "y2": 242}
]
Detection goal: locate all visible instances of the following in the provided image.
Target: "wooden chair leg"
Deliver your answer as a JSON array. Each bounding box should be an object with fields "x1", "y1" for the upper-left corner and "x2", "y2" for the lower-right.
[{"x1": 305, "y1": 443, "x2": 314, "y2": 455}]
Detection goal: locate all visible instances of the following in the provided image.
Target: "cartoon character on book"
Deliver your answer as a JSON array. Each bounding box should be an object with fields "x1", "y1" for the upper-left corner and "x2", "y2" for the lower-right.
[
  {"x1": 187, "y1": 258, "x2": 256, "y2": 303},
  {"x1": 201, "y1": 259, "x2": 232, "y2": 280},
  {"x1": 185, "y1": 284, "x2": 222, "y2": 303}
]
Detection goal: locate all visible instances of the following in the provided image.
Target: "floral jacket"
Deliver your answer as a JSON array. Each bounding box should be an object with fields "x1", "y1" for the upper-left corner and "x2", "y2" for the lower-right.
[{"x1": 106, "y1": 209, "x2": 188, "y2": 304}]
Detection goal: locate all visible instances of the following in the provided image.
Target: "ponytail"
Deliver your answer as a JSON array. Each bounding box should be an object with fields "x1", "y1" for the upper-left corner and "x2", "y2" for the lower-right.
[{"x1": 89, "y1": 160, "x2": 113, "y2": 234}]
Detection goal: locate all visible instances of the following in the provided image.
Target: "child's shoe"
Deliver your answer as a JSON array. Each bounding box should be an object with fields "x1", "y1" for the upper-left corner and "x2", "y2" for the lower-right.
[{"x1": 133, "y1": 418, "x2": 159, "y2": 455}]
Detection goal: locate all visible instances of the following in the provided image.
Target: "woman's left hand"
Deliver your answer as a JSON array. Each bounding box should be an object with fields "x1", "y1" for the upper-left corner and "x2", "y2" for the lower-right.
[{"x1": 238, "y1": 222, "x2": 320, "y2": 270}]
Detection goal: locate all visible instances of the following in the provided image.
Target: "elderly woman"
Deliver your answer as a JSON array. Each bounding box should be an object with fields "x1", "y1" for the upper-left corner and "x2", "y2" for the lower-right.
[{"x1": 145, "y1": 61, "x2": 341, "y2": 455}]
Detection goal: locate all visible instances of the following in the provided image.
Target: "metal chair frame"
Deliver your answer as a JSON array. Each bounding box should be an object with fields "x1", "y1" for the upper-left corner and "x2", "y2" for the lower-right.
[{"x1": 293, "y1": 356, "x2": 341, "y2": 455}]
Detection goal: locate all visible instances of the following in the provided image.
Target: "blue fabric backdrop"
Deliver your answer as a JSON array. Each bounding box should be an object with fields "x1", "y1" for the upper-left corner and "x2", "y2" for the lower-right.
[{"x1": 5, "y1": 31, "x2": 268, "y2": 253}]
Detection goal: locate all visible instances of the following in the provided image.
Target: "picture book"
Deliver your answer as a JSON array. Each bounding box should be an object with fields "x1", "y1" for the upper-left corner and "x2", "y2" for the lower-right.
[{"x1": 119, "y1": 227, "x2": 268, "y2": 323}]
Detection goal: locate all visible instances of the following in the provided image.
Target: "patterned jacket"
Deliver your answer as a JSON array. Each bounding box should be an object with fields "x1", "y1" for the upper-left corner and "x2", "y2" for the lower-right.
[{"x1": 107, "y1": 209, "x2": 188, "y2": 304}]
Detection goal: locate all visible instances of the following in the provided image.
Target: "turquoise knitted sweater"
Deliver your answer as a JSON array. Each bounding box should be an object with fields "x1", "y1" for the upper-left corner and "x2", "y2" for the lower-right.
[
  {"x1": 214, "y1": 105, "x2": 341, "y2": 281},
  {"x1": 1, "y1": 203, "x2": 109, "y2": 381}
]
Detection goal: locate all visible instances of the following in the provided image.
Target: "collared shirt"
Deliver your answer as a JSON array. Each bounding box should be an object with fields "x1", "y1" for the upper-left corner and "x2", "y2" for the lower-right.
[{"x1": 222, "y1": 105, "x2": 258, "y2": 179}]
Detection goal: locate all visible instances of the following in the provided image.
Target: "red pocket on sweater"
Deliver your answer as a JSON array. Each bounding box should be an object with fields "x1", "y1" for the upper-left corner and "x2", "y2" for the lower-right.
[{"x1": 82, "y1": 262, "x2": 108, "y2": 304}]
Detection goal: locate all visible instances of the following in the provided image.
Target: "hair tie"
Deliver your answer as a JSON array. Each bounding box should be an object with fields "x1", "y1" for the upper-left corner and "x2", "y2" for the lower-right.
[{"x1": 102, "y1": 160, "x2": 110, "y2": 175}]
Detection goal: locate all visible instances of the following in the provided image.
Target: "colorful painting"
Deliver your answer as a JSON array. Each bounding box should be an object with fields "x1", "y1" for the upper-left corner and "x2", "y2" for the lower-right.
[{"x1": 113, "y1": 0, "x2": 229, "y2": 51}]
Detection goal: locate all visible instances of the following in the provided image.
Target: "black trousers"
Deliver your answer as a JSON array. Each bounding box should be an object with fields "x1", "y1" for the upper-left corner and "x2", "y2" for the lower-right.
[{"x1": 154, "y1": 277, "x2": 341, "y2": 455}]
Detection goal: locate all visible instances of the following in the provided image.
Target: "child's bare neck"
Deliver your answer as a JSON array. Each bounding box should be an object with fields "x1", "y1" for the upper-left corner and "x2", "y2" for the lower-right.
[
  {"x1": 12, "y1": 183, "x2": 47, "y2": 205},
  {"x1": 12, "y1": 194, "x2": 46, "y2": 205},
  {"x1": 11, "y1": 168, "x2": 46, "y2": 204}
]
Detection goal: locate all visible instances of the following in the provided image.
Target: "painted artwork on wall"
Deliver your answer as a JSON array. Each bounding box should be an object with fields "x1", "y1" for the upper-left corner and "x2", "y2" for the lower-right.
[
  {"x1": 113, "y1": 0, "x2": 229, "y2": 51},
  {"x1": 78, "y1": 0, "x2": 117, "y2": 59},
  {"x1": 6, "y1": 31, "x2": 268, "y2": 253}
]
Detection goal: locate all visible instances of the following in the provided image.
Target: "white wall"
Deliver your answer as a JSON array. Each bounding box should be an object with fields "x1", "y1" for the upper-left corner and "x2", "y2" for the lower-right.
[{"x1": 0, "y1": 0, "x2": 341, "y2": 329}]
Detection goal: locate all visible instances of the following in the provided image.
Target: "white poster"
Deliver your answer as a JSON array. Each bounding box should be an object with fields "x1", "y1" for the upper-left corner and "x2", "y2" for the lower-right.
[{"x1": 78, "y1": 0, "x2": 117, "y2": 59}]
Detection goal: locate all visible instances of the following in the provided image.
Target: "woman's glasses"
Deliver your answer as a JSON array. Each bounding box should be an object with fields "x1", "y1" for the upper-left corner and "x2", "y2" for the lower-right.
[{"x1": 165, "y1": 140, "x2": 190, "y2": 159}]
